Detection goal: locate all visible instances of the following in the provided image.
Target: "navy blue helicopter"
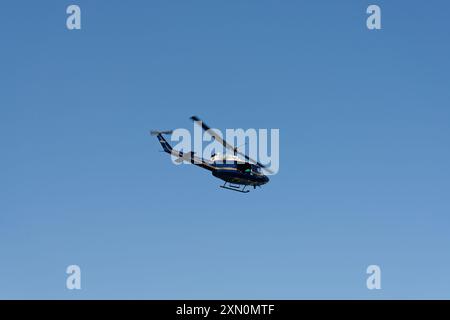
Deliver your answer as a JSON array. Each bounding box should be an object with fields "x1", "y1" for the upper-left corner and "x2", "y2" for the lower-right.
[{"x1": 151, "y1": 116, "x2": 271, "y2": 193}]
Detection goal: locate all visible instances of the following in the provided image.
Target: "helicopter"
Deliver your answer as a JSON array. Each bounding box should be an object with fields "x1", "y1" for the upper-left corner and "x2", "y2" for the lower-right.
[{"x1": 150, "y1": 116, "x2": 271, "y2": 193}]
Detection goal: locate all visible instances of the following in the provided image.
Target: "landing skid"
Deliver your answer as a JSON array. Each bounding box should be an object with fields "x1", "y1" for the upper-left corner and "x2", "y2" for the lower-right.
[{"x1": 220, "y1": 182, "x2": 250, "y2": 193}]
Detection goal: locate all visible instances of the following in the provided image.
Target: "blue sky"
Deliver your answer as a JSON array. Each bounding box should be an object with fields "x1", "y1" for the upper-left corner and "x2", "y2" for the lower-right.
[{"x1": 1, "y1": 1, "x2": 450, "y2": 299}]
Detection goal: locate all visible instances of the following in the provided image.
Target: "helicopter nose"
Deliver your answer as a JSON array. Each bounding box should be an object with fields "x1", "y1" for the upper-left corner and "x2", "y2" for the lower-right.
[{"x1": 264, "y1": 175, "x2": 270, "y2": 184}]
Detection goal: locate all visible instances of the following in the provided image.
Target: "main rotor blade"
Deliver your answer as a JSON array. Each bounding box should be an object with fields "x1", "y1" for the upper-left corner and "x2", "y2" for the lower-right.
[
  {"x1": 150, "y1": 130, "x2": 173, "y2": 136},
  {"x1": 190, "y1": 116, "x2": 235, "y2": 151}
]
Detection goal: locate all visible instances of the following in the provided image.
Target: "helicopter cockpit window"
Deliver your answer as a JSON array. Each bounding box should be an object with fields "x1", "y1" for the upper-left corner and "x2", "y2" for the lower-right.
[
  {"x1": 237, "y1": 162, "x2": 252, "y2": 173},
  {"x1": 250, "y1": 165, "x2": 261, "y2": 174}
]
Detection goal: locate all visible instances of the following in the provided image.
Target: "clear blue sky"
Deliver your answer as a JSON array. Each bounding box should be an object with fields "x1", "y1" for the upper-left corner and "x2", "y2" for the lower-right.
[{"x1": 1, "y1": 1, "x2": 450, "y2": 299}]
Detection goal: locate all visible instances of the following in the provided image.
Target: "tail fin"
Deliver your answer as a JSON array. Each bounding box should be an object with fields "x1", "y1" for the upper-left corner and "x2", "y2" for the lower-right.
[{"x1": 150, "y1": 130, "x2": 173, "y2": 153}]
